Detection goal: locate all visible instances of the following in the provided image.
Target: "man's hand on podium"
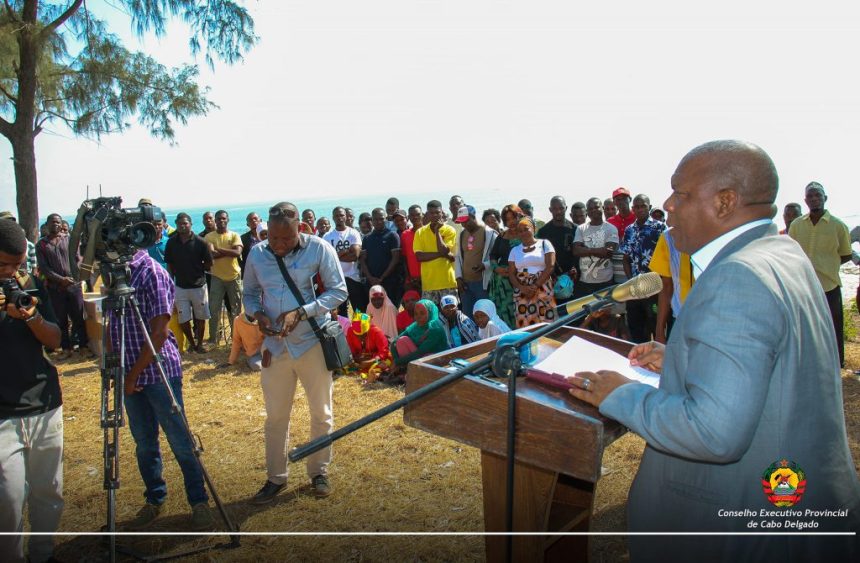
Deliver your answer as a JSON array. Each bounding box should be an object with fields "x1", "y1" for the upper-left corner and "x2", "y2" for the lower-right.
[
  {"x1": 566, "y1": 341, "x2": 665, "y2": 406},
  {"x1": 628, "y1": 340, "x2": 665, "y2": 373},
  {"x1": 566, "y1": 371, "x2": 632, "y2": 406}
]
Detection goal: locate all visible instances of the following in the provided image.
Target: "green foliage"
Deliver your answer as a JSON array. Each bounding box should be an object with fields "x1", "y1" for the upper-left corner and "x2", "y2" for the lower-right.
[
  {"x1": 845, "y1": 298, "x2": 858, "y2": 342},
  {"x1": 0, "y1": 0, "x2": 257, "y2": 141}
]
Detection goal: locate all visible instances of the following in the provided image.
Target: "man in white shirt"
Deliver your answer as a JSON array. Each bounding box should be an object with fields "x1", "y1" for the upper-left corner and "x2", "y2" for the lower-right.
[{"x1": 323, "y1": 206, "x2": 365, "y2": 315}]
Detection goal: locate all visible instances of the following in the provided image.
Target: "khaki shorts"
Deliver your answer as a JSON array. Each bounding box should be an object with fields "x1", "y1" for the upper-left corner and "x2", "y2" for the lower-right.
[{"x1": 175, "y1": 286, "x2": 210, "y2": 323}]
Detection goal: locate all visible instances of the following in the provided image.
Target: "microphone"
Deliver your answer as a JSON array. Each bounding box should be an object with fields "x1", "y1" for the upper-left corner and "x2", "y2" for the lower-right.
[{"x1": 557, "y1": 272, "x2": 663, "y2": 315}]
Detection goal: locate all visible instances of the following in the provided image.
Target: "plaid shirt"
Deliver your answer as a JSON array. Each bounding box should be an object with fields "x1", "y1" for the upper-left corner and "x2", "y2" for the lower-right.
[
  {"x1": 620, "y1": 218, "x2": 666, "y2": 276},
  {"x1": 106, "y1": 251, "x2": 182, "y2": 385}
]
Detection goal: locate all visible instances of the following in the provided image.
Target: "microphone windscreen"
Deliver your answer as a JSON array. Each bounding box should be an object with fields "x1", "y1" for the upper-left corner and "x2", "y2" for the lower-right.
[{"x1": 628, "y1": 272, "x2": 663, "y2": 299}]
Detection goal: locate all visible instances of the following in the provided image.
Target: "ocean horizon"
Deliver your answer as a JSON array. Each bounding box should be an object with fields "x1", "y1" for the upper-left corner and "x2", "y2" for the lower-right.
[{"x1": 54, "y1": 192, "x2": 860, "y2": 236}]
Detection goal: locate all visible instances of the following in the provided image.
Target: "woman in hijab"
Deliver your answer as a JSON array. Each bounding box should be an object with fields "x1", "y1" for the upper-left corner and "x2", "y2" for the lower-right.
[
  {"x1": 438, "y1": 294, "x2": 479, "y2": 348},
  {"x1": 390, "y1": 299, "x2": 449, "y2": 371},
  {"x1": 366, "y1": 285, "x2": 399, "y2": 342},
  {"x1": 508, "y1": 217, "x2": 557, "y2": 327},
  {"x1": 396, "y1": 290, "x2": 421, "y2": 333},
  {"x1": 488, "y1": 204, "x2": 524, "y2": 329},
  {"x1": 472, "y1": 299, "x2": 512, "y2": 340}
]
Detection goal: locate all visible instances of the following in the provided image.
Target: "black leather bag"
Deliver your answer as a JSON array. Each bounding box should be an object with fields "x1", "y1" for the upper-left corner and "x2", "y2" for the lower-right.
[
  {"x1": 270, "y1": 248, "x2": 352, "y2": 371},
  {"x1": 312, "y1": 317, "x2": 353, "y2": 371}
]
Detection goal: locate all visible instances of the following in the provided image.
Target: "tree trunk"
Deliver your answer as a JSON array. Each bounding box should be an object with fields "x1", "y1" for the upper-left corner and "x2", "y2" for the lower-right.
[{"x1": 11, "y1": 133, "x2": 39, "y2": 241}]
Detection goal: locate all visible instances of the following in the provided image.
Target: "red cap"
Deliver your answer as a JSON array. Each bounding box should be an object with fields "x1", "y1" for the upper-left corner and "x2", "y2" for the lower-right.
[{"x1": 612, "y1": 187, "x2": 631, "y2": 199}]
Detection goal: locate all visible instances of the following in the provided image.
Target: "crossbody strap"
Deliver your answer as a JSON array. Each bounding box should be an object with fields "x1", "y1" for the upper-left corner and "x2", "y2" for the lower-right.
[{"x1": 266, "y1": 245, "x2": 323, "y2": 336}]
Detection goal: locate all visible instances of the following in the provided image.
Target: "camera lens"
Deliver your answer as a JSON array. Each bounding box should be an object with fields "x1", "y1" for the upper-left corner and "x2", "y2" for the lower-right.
[{"x1": 127, "y1": 222, "x2": 157, "y2": 248}]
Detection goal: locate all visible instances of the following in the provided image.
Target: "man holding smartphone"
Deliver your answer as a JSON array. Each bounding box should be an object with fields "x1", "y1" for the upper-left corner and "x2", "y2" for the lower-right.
[{"x1": 243, "y1": 202, "x2": 347, "y2": 503}]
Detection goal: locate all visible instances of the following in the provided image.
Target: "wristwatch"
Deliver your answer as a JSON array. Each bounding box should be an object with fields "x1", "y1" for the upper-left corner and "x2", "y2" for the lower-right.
[{"x1": 25, "y1": 311, "x2": 42, "y2": 324}]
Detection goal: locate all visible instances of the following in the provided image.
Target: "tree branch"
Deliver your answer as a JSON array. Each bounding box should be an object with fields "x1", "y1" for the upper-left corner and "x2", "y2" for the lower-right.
[
  {"x1": 0, "y1": 82, "x2": 17, "y2": 103},
  {"x1": 42, "y1": 0, "x2": 85, "y2": 37},
  {"x1": 3, "y1": 1, "x2": 19, "y2": 23},
  {"x1": 0, "y1": 115, "x2": 11, "y2": 139}
]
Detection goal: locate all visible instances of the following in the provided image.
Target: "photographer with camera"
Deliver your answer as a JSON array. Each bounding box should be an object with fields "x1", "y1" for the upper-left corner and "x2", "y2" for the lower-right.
[
  {"x1": 107, "y1": 247, "x2": 215, "y2": 530},
  {"x1": 0, "y1": 219, "x2": 64, "y2": 563}
]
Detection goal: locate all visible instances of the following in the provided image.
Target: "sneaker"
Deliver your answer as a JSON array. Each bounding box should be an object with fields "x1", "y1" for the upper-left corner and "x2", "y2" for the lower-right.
[
  {"x1": 311, "y1": 474, "x2": 331, "y2": 498},
  {"x1": 190, "y1": 503, "x2": 215, "y2": 530},
  {"x1": 250, "y1": 480, "x2": 285, "y2": 505},
  {"x1": 126, "y1": 503, "x2": 162, "y2": 529}
]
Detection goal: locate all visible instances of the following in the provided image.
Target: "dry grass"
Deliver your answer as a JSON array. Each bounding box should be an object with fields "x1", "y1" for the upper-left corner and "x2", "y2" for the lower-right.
[{"x1": 47, "y1": 324, "x2": 859, "y2": 562}]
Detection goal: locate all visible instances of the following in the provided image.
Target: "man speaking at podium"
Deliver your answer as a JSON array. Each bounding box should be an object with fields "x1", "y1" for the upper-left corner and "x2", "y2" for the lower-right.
[{"x1": 568, "y1": 140, "x2": 859, "y2": 562}]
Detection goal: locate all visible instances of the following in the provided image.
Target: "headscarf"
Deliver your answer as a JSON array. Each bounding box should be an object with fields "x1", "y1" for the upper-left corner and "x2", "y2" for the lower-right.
[
  {"x1": 397, "y1": 289, "x2": 421, "y2": 332},
  {"x1": 473, "y1": 299, "x2": 511, "y2": 339},
  {"x1": 401, "y1": 299, "x2": 442, "y2": 342},
  {"x1": 366, "y1": 285, "x2": 399, "y2": 341},
  {"x1": 351, "y1": 312, "x2": 371, "y2": 336},
  {"x1": 438, "y1": 294, "x2": 479, "y2": 346}
]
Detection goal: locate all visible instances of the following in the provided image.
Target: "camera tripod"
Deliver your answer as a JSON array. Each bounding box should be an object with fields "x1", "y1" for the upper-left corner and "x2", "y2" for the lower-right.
[{"x1": 98, "y1": 260, "x2": 239, "y2": 562}]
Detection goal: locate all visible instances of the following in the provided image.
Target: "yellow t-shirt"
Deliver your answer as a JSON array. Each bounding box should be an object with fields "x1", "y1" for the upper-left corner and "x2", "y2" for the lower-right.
[
  {"x1": 413, "y1": 224, "x2": 457, "y2": 291},
  {"x1": 649, "y1": 232, "x2": 693, "y2": 303},
  {"x1": 788, "y1": 211, "x2": 851, "y2": 292},
  {"x1": 204, "y1": 231, "x2": 242, "y2": 281}
]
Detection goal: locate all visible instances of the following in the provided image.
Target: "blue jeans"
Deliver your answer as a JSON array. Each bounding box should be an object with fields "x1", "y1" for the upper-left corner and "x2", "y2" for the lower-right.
[
  {"x1": 460, "y1": 280, "x2": 489, "y2": 318},
  {"x1": 123, "y1": 378, "x2": 208, "y2": 506}
]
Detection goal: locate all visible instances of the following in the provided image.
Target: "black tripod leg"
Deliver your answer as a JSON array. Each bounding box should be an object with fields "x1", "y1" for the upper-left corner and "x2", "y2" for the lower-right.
[{"x1": 127, "y1": 296, "x2": 240, "y2": 543}]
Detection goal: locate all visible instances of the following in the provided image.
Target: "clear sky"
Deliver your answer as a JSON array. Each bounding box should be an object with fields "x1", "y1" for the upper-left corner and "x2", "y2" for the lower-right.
[{"x1": 1, "y1": 1, "x2": 858, "y2": 224}]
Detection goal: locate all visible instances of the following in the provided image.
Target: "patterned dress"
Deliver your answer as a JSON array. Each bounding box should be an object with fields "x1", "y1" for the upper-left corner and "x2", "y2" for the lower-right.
[
  {"x1": 488, "y1": 233, "x2": 521, "y2": 329},
  {"x1": 509, "y1": 239, "x2": 557, "y2": 327}
]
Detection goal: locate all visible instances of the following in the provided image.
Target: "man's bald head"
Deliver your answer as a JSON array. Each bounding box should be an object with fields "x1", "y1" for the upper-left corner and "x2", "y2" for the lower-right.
[
  {"x1": 679, "y1": 140, "x2": 779, "y2": 217},
  {"x1": 666, "y1": 141, "x2": 779, "y2": 254}
]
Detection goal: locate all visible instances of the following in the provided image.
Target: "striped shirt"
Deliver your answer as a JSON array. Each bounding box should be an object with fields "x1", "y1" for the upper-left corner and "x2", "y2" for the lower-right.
[{"x1": 106, "y1": 251, "x2": 182, "y2": 385}]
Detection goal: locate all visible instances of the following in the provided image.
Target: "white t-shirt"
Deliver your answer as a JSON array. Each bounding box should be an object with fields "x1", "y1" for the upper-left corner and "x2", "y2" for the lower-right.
[
  {"x1": 574, "y1": 222, "x2": 619, "y2": 283},
  {"x1": 508, "y1": 239, "x2": 555, "y2": 275},
  {"x1": 323, "y1": 227, "x2": 362, "y2": 281}
]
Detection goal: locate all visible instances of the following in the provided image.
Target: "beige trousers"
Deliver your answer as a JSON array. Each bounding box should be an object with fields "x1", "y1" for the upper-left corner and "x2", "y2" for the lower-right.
[
  {"x1": 261, "y1": 343, "x2": 333, "y2": 484},
  {"x1": 0, "y1": 406, "x2": 64, "y2": 563}
]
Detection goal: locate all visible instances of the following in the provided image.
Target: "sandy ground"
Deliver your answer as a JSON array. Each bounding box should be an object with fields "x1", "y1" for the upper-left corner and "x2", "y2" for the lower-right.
[{"x1": 30, "y1": 307, "x2": 860, "y2": 562}]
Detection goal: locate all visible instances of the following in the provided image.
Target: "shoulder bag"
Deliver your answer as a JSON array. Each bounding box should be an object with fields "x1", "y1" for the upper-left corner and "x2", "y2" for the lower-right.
[{"x1": 269, "y1": 248, "x2": 352, "y2": 371}]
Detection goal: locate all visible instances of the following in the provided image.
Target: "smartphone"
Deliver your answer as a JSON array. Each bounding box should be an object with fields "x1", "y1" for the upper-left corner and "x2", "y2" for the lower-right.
[{"x1": 261, "y1": 324, "x2": 281, "y2": 336}]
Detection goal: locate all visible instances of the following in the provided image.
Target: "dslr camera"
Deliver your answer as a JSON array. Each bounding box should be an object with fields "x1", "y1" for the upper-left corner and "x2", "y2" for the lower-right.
[{"x1": 0, "y1": 278, "x2": 35, "y2": 309}]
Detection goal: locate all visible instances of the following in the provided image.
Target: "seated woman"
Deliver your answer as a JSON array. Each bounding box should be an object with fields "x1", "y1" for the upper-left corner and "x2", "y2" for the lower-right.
[
  {"x1": 366, "y1": 285, "x2": 399, "y2": 342},
  {"x1": 390, "y1": 299, "x2": 449, "y2": 380},
  {"x1": 345, "y1": 312, "x2": 392, "y2": 382},
  {"x1": 223, "y1": 314, "x2": 264, "y2": 370},
  {"x1": 508, "y1": 217, "x2": 557, "y2": 327},
  {"x1": 472, "y1": 299, "x2": 512, "y2": 340},
  {"x1": 438, "y1": 294, "x2": 479, "y2": 348},
  {"x1": 397, "y1": 290, "x2": 420, "y2": 334}
]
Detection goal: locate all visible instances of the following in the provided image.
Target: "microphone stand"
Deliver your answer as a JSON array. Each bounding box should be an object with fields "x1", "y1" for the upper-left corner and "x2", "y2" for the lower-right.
[{"x1": 289, "y1": 288, "x2": 618, "y2": 558}]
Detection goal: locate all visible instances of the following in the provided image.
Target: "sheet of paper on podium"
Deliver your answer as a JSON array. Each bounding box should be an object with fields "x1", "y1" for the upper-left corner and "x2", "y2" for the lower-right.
[{"x1": 532, "y1": 335, "x2": 660, "y2": 388}]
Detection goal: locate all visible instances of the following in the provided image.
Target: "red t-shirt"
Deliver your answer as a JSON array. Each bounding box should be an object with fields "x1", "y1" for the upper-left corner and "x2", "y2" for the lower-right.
[
  {"x1": 400, "y1": 228, "x2": 421, "y2": 279},
  {"x1": 608, "y1": 212, "x2": 636, "y2": 239}
]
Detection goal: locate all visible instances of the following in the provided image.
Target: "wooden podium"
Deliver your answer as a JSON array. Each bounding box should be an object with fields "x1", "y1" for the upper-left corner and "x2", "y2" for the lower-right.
[{"x1": 403, "y1": 326, "x2": 631, "y2": 563}]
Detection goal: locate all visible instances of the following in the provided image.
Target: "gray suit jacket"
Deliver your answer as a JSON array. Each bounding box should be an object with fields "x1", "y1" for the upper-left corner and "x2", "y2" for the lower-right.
[{"x1": 601, "y1": 223, "x2": 859, "y2": 562}]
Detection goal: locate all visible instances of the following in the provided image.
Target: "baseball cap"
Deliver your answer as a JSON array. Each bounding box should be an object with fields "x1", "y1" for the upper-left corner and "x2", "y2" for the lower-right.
[
  {"x1": 455, "y1": 205, "x2": 476, "y2": 223},
  {"x1": 612, "y1": 187, "x2": 631, "y2": 199},
  {"x1": 138, "y1": 198, "x2": 153, "y2": 206},
  {"x1": 0, "y1": 210, "x2": 15, "y2": 221},
  {"x1": 440, "y1": 294, "x2": 459, "y2": 308}
]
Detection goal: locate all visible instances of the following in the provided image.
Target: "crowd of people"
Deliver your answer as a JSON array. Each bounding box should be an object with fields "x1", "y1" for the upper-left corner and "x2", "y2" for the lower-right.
[{"x1": 2, "y1": 138, "x2": 860, "y2": 561}]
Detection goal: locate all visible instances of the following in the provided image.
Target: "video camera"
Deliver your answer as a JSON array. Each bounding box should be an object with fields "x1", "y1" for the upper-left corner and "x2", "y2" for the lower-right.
[{"x1": 68, "y1": 197, "x2": 164, "y2": 277}]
